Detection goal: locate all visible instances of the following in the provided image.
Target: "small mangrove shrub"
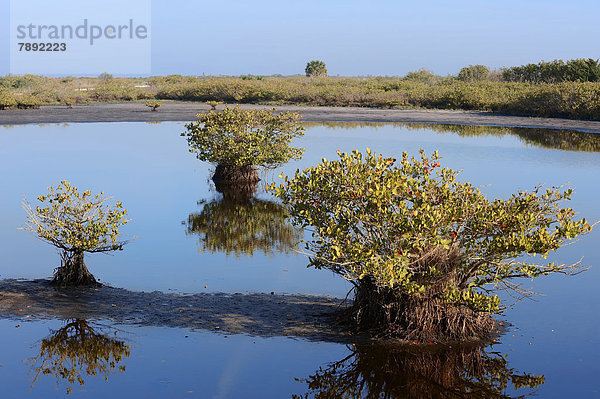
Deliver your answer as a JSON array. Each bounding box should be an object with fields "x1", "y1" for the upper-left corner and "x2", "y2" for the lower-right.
[
  {"x1": 22, "y1": 181, "x2": 131, "y2": 286},
  {"x1": 63, "y1": 96, "x2": 75, "y2": 108},
  {"x1": 205, "y1": 100, "x2": 223, "y2": 110},
  {"x1": 145, "y1": 101, "x2": 162, "y2": 111}
]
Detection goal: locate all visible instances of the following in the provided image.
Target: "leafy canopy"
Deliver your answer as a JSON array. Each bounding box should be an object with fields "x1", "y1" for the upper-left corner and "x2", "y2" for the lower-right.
[
  {"x1": 183, "y1": 106, "x2": 305, "y2": 168},
  {"x1": 305, "y1": 60, "x2": 328, "y2": 77},
  {"x1": 145, "y1": 100, "x2": 161, "y2": 110},
  {"x1": 23, "y1": 181, "x2": 130, "y2": 253},
  {"x1": 458, "y1": 65, "x2": 490, "y2": 82},
  {"x1": 271, "y1": 149, "x2": 593, "y2": 313}
]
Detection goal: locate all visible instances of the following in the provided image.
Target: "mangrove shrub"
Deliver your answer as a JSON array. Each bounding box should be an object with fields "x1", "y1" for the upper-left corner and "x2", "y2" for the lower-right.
[
  {"x1": 271, "y1": 149, "x2": 593, "y2": 342},
  {"x1": 23, "y1": 181, "x2": 130, "y2": 286},
  {"x1": 183, "y1": 106, "x2": 305, "y2": 183},
  {"x1": 458, "y1": 65, "x2": 490, "y2": 82},
  {"x1": 145, "y1": 101, "x2": 161, "y2": 111}
]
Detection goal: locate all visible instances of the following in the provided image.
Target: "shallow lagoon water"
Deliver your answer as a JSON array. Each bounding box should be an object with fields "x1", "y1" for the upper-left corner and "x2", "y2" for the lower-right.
[{"x1": 0, "y1": 122, "x2": 599, "y2": 397}]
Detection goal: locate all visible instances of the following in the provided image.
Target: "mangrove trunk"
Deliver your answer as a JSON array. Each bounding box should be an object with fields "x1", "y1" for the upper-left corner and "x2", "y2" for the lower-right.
[
  {"x1": 52, "y1": 250, "x2": 99, "y2": 286},
  {"x1": 212, "y1": 164, "x2": 259, "y2": 184}
]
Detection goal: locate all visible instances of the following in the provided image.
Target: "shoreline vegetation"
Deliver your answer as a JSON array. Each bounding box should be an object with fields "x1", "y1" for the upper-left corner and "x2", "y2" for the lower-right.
[{"x1": 2, "y1": 62, "x2": 600, "y2": 122}]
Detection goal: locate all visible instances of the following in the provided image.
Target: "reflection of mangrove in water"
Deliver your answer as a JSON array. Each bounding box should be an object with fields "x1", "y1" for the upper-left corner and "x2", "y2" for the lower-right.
[
  {"x1": 1, "y1": 123, "x2": 71, "y2": 130},
  {"x1": 294, "y1": 343, "x2": 544, "y2": 399},
  {"x1": 186, "y1": 182, "x2": 303, "y2": 257},
  {"x1": 29, "y1": 319, "x2": 130, "y2": 394},
  {"x1": 305, "y1": 121, "x2": 600, "y2": 152}
]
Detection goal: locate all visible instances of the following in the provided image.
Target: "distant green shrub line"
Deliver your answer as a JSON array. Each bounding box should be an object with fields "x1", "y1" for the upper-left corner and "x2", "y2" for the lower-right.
[
  {"x1": 2, "y1": 73, "x2": 600, "y2": 120},
  {"x1": 502, "y1": 58, "x2": 600, "y2": 83}
]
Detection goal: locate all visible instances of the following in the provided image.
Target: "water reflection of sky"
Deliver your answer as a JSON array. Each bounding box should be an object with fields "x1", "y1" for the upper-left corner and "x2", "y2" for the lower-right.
[
  {"x1": 0, "y1": 122, "x2": 599, "y2": 397},
  {"x1": 0, "y1": 318, "x2": 344, "y2": 398}
]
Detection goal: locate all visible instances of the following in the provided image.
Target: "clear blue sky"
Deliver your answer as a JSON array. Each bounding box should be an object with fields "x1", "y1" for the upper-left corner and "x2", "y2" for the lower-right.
[{"x1": 1, "y1": 0, "x2": 599, "y2": 77}]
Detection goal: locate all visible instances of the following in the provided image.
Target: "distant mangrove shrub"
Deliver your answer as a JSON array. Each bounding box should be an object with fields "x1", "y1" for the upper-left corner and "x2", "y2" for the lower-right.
[
  {"x1": 145, "y1": 100, "x2": 162, "y2": 111},
  {"x1": 205, "y1": 100, "x2": 223, "y2": 110},
  {"x1": 271, "y1": 149, "x2": 593, "y2": 342},
  {"x1": 502, "y1": 58, "x2": 600, "y2": 83},
  {"x1": 98, "y1": 72, "x2": 114, "y2": 81},
  {"x1": 305, "y1": 60, "x2": 328, "y2": 77},
  {"x1": 16, "y1": 94, "x2": 42, "y2": 109},
  {"x1": 183, "y1": 106, "x2": 305, "y2": 183},
  {"x1": 0, "y1": 91, "x2": 17, "y2": 109},
  {"x1": 63, "y1": 96, "x2": 75, "y2": 108},
  {"x1": 404, "y1": 69, "x2": 443, "y2": 84},
  {"x1": 240, "y1": 74, "x2": 264, "y2": 81},
  {"x1": 457, "y1": 65, "x2": 490, "y2": 82}
]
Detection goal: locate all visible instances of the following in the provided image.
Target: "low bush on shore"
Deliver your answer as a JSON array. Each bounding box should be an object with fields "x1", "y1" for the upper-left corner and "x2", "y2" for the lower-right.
[{"x1": 2, "y1": 70, "x2": 600, "y2": 120}]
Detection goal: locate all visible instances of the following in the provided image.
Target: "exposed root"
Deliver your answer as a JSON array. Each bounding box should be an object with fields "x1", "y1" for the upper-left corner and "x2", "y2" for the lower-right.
[
  {"x1": 347, "y1": 278, "x2": 495, "y2": 343},
  {"x1": 212, "y1": 164, "x2": 260, "y2": 184},
  {"x1": 51, "y1": 251, "x2": 99, "y2": 287}
]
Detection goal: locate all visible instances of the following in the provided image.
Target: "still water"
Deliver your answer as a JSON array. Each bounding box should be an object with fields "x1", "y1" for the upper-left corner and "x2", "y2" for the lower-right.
[{"x1": 0, "y1": 122, "x2": 598, "y2": 397}]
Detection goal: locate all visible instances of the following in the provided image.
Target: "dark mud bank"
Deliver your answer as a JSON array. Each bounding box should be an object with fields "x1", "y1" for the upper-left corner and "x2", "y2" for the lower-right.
[{"x1": 0, "y1": 279, "x2": 354, "y2": 343}]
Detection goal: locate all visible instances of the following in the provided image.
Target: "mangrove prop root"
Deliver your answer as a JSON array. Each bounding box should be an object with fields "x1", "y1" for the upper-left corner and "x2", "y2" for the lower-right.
[
  {"x1": 212, "y1": 164, "x2": 260, "y2": 184},
  {"x1": 349, "y1": 279, "x2": 495, "y2": 342},
  {"x1": 52, "y1": 251, "x2": 99, "y2": 287}
]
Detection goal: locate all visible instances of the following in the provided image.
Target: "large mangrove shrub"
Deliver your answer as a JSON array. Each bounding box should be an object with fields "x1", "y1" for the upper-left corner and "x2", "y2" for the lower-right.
[
  {"x1": 183, "y1": 106, "x2": 305, "y2": 183},
  {"x1": 271, "y1": 149, "x2": 593, "y2": 342},
  {"x1": 23, "y1": 181, "x2": 130, "y2": 286}
]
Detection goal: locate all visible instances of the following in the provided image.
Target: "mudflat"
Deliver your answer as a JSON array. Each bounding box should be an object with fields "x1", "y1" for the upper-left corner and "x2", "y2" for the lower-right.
[
  {"x1": 2, "y1": 102, "x2": 600, "y2": 132},
  {"x1": 0, "y1": 280, "x2": 354, "y2": 343}
]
